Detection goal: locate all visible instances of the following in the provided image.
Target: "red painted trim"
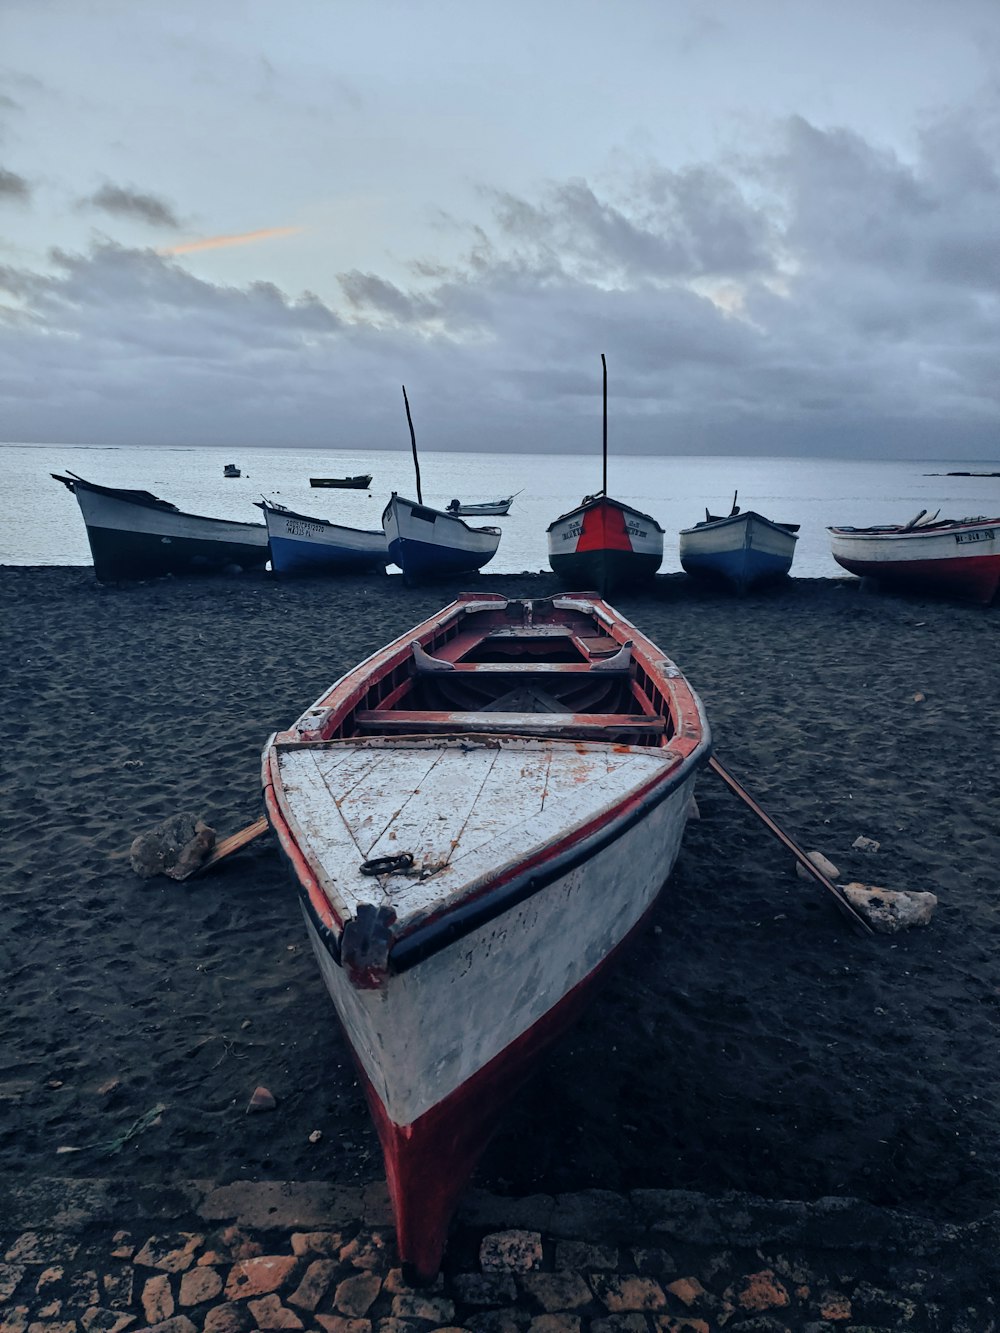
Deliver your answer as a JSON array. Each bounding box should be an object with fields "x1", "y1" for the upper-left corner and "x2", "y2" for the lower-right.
[
  {"x1": 833, "y1": 552, "x2": 1000, "y2": 604},
  {"x1": 355, "y1": 893, "x2": 664, "y2": 1279}
]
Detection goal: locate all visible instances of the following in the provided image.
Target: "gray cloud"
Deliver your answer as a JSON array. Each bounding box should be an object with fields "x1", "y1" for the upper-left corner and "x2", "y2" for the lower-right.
[
  {"x1": 0, "y1": 166, "x2": 30, "y2": 201},
  {"x1": 1, "y1": 105, "x2": 998, "y2": 456},
  {"x1": 82, "y1": 183, "x2": 181, "y2": 229}
]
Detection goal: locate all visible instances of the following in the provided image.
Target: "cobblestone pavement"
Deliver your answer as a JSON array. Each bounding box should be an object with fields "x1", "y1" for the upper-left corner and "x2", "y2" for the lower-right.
[{"x1": 1, "y1": 1180, "x2": 996, "y2": 1333}]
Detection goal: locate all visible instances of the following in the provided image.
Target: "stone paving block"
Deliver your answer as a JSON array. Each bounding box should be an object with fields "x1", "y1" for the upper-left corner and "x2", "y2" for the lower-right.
[
  {"x1": 201, "y1": 1304, "x2": 254, "y2": 1333},
  {"x1": 25, "y1": 1321, "x2": 76, "y2": 1333},
  {"x1": 132, "y1": 1236, "x2": 202, "y2": 1275},
  {"x1": 664, "y1": 1277, "x2": 705, "y2": 1307},
  {"x1": 728, "y1": 1269, "x2": 790, "y2": 1312},
  {"x1": 331, "y1": 1271, "x2": 381, "y2": 1317},
  {"x1": 314, "y1": 1319, "x2": 371, "y2": 1333},
  {"x1": 463, "y1": 1311, "x2": 530, "y2": 1333},
  {"x1": 134, "y1": 1317, "x2": 197, "y2": 1333},
  {"x1": 390, "y1": 1292, "x2": 456, "y2": 1322},
  {"x1": 224, "y1": 1256, "x2": 299, "y2": 1301},
  {"x1": 452, "y1": 1273, "x2": 518, "y2": 1306},
  {"x1": 1, "y1": 1264, "x2": 27, "y2": 1300},
  {"x1": 589, "y1": 1315, "x2": 648, "y2": 1333},
  {"x1": 527, "y1": 1317, "x2": 580, "y2": 1333},
  {"x1": 652, "y1": 1318, "x2": 710, "y2": 1333},
  {"x1": 339, "y1": 1232, "x2": 391, "y2": 1273},
  {"x1": 6, "y1": 1235, "x2": 78, "y2": 1265},
  {"x1": 101, "y1": 1270, "x2": 134, "y2": 1310},
  {"x1": 79, "y1": 1310, "x2": 135, "y2": 1333},
  {"x1": 290, "y1": 1232, "x2": 346, "y2": 1258},
  {"x1": 479, "y1": 1232, "x2": 543, "y2": 1274},
  {"x1": 518, "y1": 1273, "x2": 592, "y2": 1313},
  {"x1": 382, "y1": 1268, "x2": 443, "y2": 1295},
  {"x1": 589, "y1": 1274, "x2": 667, "y2": 1313},
  {"x1": 245, "y1": 1294, "x2": 304, "y2": 1329},
  {"x1": 553, "y1": 1243, "x2": 618, "y2": 1272},
  {"x1": 177, "y1": 1266, "x2": 223, "y2": 1306},
  {"x1": 141, "y1": 1274, "x2": 174, "y2": 1326},
  {"x1": 0, "y1": 1308, "x2": 29, "y2": 1333},
  {"x1": 288, "y1": 1259, "x2": 339, "y2": 1312}
]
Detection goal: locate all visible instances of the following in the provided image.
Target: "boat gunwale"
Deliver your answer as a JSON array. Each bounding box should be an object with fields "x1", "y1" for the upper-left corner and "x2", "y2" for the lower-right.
[
  {"x1": 680, "y1": 510, "x2": 801, "y2": 538},
  {"x1": 256, "y1": 498, "x2": 385, "y2": 538},
  {"x1": 546, "y1": 493, "x2": 665, "y2": 534},
  {"x1": 383, "y1": 492, "x2": 503, "y2": 538}
]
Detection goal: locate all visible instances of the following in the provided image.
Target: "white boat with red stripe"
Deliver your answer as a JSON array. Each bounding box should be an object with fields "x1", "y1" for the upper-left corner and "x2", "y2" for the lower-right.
[
  {"x1": 829, "y1": 510, "x2": 1000, "y2": 604},
  {"x1": 262, "y1": 592, "x2": 710, "y2": 1279}
]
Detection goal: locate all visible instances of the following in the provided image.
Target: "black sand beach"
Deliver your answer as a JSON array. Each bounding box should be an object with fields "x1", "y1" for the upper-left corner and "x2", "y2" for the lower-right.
[{"x1": 1, "y1": 568, "x2": 998, "y2": 1244}]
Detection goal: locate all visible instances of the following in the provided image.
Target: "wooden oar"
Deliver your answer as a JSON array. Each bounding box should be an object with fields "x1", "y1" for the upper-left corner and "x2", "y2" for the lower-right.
[
  {"x1": 176, "y1": 815, "x2": 270, "y2": 881},
  {"x1": 708, "y1": 755, "x2": 874, "y2": 936}
]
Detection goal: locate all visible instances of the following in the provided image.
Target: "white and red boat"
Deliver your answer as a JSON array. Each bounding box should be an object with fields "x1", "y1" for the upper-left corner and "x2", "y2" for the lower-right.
[
  {"x1": 547, "y1": 357, "x2": 663, "y2": 596},
  {"x1": 829, "y1": 511, "x2": 1000, "y2": 604},
  {"x1": 262, "y1": 592, "x2": 710, "y2": 1278}
]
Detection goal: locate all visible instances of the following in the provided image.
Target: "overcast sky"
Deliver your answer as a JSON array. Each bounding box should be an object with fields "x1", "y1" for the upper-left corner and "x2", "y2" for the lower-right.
[{"x1": 1, "y1": 0, "x2": 999, "y2": 457}]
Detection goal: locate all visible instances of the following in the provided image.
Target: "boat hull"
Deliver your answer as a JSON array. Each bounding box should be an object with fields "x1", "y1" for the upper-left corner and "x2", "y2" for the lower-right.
[
  {"x1": 829, "y1": 519, "x2": 1000, "y2": 604},
  {"x1": 53, "y1": 476, "x2": 269, "y2": 582},
  {"x1": 383, "y1": 494, "x2": 501, "y2": 581},
  {"x1": 679, "y1": 511, "x2": 798, "y2": 593},
  {"x1": 309, "y1": 475, "x2": 373, "y2": 489},
  {"x1": 260, "y1": 504, "x2": 387, "y2": 576},
  {"x1": 547, "y1": 497, "x2": 663, "y2": 595}
]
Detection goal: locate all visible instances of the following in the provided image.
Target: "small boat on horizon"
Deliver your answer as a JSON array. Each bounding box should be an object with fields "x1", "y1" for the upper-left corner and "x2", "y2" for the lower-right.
[
  {"x1": 679, "y1": 493, "x2": 799, "y2": 593},
  {"x1": 255, "y1": 498, "x2": 388, "y2": 576},
  {"x1": 309, "y1": 473, "x2": 373, "y2": 489},
  {"x1": 262, "y1": 590, "x2": 711, "y2": 1279},
  {"x1": 445, "y1": 490, "x2": 521, "y2": 517},
  {"x1": 52, "y1": 473, "x2": 269, "y2": 583},
  {"x1": 547, "y1": 356, "x2": 664, "y2": 596},
  {"x1": 829, "y1": 510, "x2": 1000, "y2": 604},
  {"x1": 223, "y1": 463, "x2": 241, "y2": 478}
]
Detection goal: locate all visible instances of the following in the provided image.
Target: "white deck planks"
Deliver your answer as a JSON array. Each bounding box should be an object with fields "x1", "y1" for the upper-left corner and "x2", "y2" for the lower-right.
[{"x1": 276, "y1": 740, "x2": 673, "y2": 927}]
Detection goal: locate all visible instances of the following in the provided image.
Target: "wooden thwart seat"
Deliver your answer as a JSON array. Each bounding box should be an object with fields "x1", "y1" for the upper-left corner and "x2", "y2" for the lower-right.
[{"x1": 354, "y1": 709, "x2": 665, "y2": 737}]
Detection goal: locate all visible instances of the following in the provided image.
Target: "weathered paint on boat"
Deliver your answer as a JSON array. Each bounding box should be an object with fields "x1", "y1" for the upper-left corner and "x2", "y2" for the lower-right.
[
  {"x1": 382, "y1": 493, "x2": 501, "y2": 582},
  {"x1": 679, "y1": 510, "x2": 799, "y2": 593},
  {"x1": 547, "y1": 496, "x2": 664, "y2": 595},
  {"x1": 52, "y1": 473, "x2": 269, "y2": 583},
  {"x1": 829, "y1": 515, "x2": 1000, "y2": 604},
  {"x1": 262, "y1": 592, "x2": 710, "y2": 1278},
  {"x1": 256, "y1": 499, "x2": 388, "y2": 576}
]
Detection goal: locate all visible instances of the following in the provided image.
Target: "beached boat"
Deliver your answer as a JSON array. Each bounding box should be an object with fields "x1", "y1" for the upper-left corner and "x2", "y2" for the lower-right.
[
  {"x1": 262, "y1": 591, "x2": 711, "y2": 1278},
  {"x1": 52, "y1": 472, "x2": 269, "y2": 582},
  {"x1": 679, "y1": 495, "x2": 799, "y2": 593},
  {"x1": 829, "y1": 511, "x2": 1000, "y2": 604},
  {"x1": 382, "y1": 493, "x2": 501, "y2": 582},
  {"x1": 223, "y1": 463, "x2": 241, "y2": 478},
  {"x1": 255, "y1": 498, "x2": 388, "y2": 576},
  {"x1": 446, "y1": 491, "x2": 520, "y2": 517},
  {"x1": 547, "y1": 357, "x2": 664, "y2": 595},
  {"x1": 309, "y1": 474, "x2": 373, "y2": 489}
]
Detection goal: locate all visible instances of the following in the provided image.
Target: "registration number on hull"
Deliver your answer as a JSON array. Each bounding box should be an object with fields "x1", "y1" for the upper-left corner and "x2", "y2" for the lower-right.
[{"x1": 954, "y1": 529, "x2": 995, "y2": 545}]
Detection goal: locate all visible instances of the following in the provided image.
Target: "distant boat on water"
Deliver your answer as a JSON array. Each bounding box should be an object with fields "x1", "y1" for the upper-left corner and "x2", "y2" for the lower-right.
[
  {"x1": 309, "y1": 474, "x2": 373, "y2": 489},
  {"x1": 52, "y1": 472, "x2": 269, "y2": 583},
  {"x1": 446, "y1": 491, "x2": 521, "y2": 517},
  {"x1": 547, "y1": 356, "x2": 664, "y2": 596},
  {"x1": 256, "y1": 498, "x2": 388, "y2": 576},
  {"x1": 829, "y1": 510, "x2": 1000, "y2": 604},
  {"x1": 223, "y1": 463, "x2": 241, "y2": 478},
  {"x1": 679, "y1": 493, "x2": 800, "y2": 593}
]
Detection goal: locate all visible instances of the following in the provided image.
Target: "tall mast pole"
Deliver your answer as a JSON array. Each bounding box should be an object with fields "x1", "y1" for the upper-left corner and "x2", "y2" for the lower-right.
[
  {"x1": 601, "y1": 353, "x2": 608, "y2": 496},
  {"x1": 402, "y1": 385, "x2": 423, "y2": 504}
]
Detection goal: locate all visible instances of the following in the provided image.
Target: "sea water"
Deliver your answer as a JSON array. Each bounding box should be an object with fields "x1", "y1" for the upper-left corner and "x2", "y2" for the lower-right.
[{"x1": 2, "y1": 442, "x2": 998, "y2": 578}]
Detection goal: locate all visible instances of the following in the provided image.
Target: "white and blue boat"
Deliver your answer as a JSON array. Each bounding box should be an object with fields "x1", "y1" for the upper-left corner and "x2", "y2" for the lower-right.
[
  {"x1": 679, "y1": 494, "x2": 799, "y2": 594},
  {"x1": 382, "y1": 493, "x2": 501, "y2": 583},
  {"x1": 256, "y1": 498, "x2": 388, "y2": 576}
]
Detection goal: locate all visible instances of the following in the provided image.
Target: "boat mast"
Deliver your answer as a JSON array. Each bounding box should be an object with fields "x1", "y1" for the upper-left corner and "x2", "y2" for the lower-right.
[
  {"x1": 402, "y1": 385, "x2": 423, "y2": 504},
  {"x1": 601, "y1": 353, "x2": 608, "y2": 497}
]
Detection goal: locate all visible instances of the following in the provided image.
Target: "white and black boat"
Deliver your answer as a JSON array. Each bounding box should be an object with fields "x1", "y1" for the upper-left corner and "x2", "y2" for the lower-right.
[
  {"x1": 52, "y1": 473, "x2": 269, "y2": 582},
  {"x1": 256, "y1": 497, "x2": 388, "y2": 576}
]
